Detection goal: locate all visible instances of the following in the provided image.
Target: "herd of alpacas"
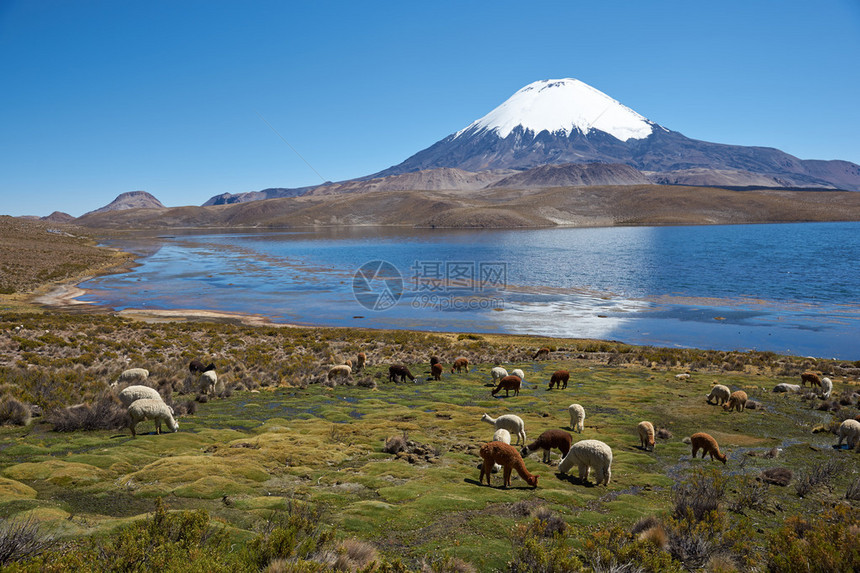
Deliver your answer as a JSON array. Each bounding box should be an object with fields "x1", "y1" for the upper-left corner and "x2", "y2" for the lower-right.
[{"x1": 113, "y1": 354, "x2": 855, "y2": 490}]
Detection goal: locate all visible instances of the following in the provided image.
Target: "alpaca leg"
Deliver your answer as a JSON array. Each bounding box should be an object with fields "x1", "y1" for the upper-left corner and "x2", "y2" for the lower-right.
[
  {"x1": 155, "y1": 420, "x2": 161, "y2": 435},
  {"x1": 480, "y1": 459, "x2": 491, "y2": 485},
  {"x1": 578, "y1": 463, "x2": 589, "y2": 483},
  {"x1": 503, "y1": 465, "x2": 512, "y2": 488},
  {"x1": 542, "y1": 449, "x2": 550, "y2": 464}
]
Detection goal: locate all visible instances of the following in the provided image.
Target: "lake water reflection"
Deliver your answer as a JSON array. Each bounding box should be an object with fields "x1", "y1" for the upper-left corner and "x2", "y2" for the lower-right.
[{"x1": 80, "y1": 223, "x2": 860, "y2": 359}]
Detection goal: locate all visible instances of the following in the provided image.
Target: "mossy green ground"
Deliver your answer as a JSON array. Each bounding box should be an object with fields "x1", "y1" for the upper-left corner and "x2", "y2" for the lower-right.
[{"x1": 2, "y1": 340, "x2": 858, "y2": 570}]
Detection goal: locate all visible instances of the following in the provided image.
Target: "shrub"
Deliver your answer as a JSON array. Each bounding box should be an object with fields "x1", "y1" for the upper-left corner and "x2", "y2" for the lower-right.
[
  {"x1": 46, "y1": 393, "x2": 127, "y2": 432},
  {"x1": 508, "y1": 518, "x2": 583, "y2": 573},
  {"x1": 243, "y1": 498, "x2": 335, "y2": 571},
  {"x1": 0, "y1": 517, "x2": 54, "y2": 566},
  {"x1": 794, "y1": 458, "x2": 842, "y2": 497},
  {"x1": 673, "y1": 468, "x2": 727, "y2": 522},
  {"x1": 729, "y1": 476, "x2": 770, "y2": 515},
  {"x1": 765, "y1": 505, "x2": 860, "y2": 572}
]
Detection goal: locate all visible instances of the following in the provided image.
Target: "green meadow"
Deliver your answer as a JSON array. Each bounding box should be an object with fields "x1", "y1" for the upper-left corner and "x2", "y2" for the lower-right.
[{"x1": 0, "y1": 312, "x2": 858, "y2": 571}]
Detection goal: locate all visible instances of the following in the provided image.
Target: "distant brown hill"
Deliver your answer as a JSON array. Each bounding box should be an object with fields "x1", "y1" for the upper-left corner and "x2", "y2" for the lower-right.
[
  {"x1": 74, "y1": 184, "x2": 860, "y2": 230},
  {"x1": 82, "y1": 191, "x2": 166, "y2": 216},
  {"x1": 40, "y1": 211, "x2": 76, "y2": 223}
]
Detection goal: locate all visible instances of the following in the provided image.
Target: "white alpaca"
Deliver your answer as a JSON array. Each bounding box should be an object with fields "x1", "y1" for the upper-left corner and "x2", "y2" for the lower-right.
[
  {"x1": 819, "y1": 377, "x2": 833, "y2": 399},
  {"x1": 200, "y1": 370, "x2": 219, "y2": 395},
  {"x1": 836, "y1": 419, "x2": 860, "y2": 449},
  {"x1": 328, "y1": 364, "x2": 352, "y2": 381},
  {"x1": 112, "y1": 368, "x2": 149, "y2": 387},
  {"x1": 127, "y1": 398, "x2": 179, "y2": 437},
  {"x1": 511, "y1": 369, "x2": 525, "y2": 382},
  {"x1": 558, "y1": 439, "x2": 613, "y2": 486},
  {"x1": 490, "y1": 367, "x2": 508, "y2": 383},
  {"x1": 117, "y1": 385, "x2": 162, "y2": 408},
  {"x1": 706, "y1": 384, "x2": 731, "y2": 405},
  {"x1": 568, "y1": 404, "x2": 585, "y2": 433},
  {"x1": 481, "y1": 413, "x2": 526, "y2": 445}
]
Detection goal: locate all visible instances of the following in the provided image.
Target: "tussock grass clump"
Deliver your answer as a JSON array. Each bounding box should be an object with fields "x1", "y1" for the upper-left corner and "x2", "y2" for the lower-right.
[
  {"x1": 0, "y1": 395, "x2": 31, "y2": 426},
  {"x1": 673, "y1": 469, "x2": 727, "y2": 521}
]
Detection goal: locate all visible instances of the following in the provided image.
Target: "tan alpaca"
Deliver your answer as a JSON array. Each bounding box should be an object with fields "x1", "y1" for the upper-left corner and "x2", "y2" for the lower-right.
[
  {"x1": 356, "y1": 352, "x2": 366, "y2": 370},
  {"x1": 491, "y1": 375, "x2": 521, "y2": 397},
  {"x1": 690, "y1": 432, "x2": 727, "y2": 464},
  {"x1": 637, "y1": 421, "x2": 655, "y2": 451},
  {"x1": 723, "y1": 390, "x2": 747, "y2": 412},
  {"x1": 532, "y1": 347, "x2": 550, "y2": 360},
  {"x1": 479, "y1": 441, "x2": 539, "y2": 488},
  {"x1": 800, "y1": 371, "x2": 822, "y2": 387},
  {"x1": 451, "y1": 357, "x2": 469, "y2": 373},
  {"x1": 548, "y1": 370, "x2": 569, "y2": 390}
]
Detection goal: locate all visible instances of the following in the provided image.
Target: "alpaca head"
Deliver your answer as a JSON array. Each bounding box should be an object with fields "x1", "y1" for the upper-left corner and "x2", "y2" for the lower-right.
[
  {"x1": 716, "y1": 451, "x2": 727, "y2": 464},
  {"x1": 526, "y1": 474, "x2": 539, "y2": 487}
]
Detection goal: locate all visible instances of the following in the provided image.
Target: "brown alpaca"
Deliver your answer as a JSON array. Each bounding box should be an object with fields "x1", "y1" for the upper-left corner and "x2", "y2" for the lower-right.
[
  {"x1": 451, "y1": 357, "x2": 469, "y2": 373},
  {"x1": 800, "y1": 371, "x2": 822, "y2": 387},
  {"x1": 637, "y1": 421, "x2": 655, "y2": 451},
  {"x1": 388, "y1": 364, "x2": 415, "y2": 382},
  {"x1": 356, "y1": 352, "x2": 366, "y2": 370},
  {"x1": 479, "y1": 441, "x2": 539, "y2": 488},
  {"x1": 690, "y1": 432, "x2": 727, "y2": 464},
  {"x1": 430, "y1": 356, "x2": 440, "y2": 366},
  {"x1": 491, "y1": 375, "x2": 521, "y2": 397},
  {"x1": 430, "y1": 363, "x2": 443, "y2": 381},
  {"x1": 723, "y1": 390, "x2": 748, "y2": 412},
  {"x1": 548, "y1": 370, "x2": 569, "y2": 390},
  {"x1": 521, "y1": 429, "x2": 572, "y2": 463},
  {"x1": 344, "y1": 359, "x2": 352, "y2": 368},
  {"x1": 532, "y1": 347, "x2": 550, "y2": 360}
]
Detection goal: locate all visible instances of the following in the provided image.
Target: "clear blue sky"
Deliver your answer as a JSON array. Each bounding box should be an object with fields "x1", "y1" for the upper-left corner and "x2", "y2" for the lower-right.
[{"x1": 2, "y1": 0, "x2": 859, "y2": 217}]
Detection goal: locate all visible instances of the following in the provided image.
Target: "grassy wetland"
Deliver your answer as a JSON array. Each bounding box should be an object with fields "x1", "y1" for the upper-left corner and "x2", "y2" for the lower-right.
[{"x1": 0, "y1": 221, "x2": 858, "y2": 571}]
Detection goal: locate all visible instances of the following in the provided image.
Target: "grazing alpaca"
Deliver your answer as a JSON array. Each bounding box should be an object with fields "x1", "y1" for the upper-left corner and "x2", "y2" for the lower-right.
[
  {"x1": 801, "y1": 371, "x2": 822, "y2": 387},
  {"x1": 819, "y1": 377, "x2": 833, "y2": 399},
  {"x1": 430, "y1": 356, "x2": 440, "y2": 366},
  {"x1": 637, "y1": 421, "x2": 655, "y2": 451},
  {"x1": 568, "y1": 404, "x2": 585, "y2": 433},
  {"x1": 706, "y1": 384, "x2": 731, "y2": 405},
  {"x1": 451, "y1": 357, "x2": 469, "y2": 373},
  {"x1": 521, "y1": 429, "x2": 572, "y2": 463},
  {"x1": 490, "y1": 367, "x2": 508, "y2": 383},
  {"x1": 836, "y1": 419, "x2": 860, "y2": 449},
  {"x1": 481, "y1": 413, "x2": 526, "y2": 445},
  {"x1": 558, "y1": 439, "x2": 612, "y2": 486},
  {"x1": 491, "y1": 375, "x2": 521, "y2": 397},
  {"x1": 388, "y1": 364, "x2": 415, "y2": 382},
  {"x1": 510, "y1": 369, "x2": 525, "y2": 383},
  {"x1": 532, "y1": 347, "x2": 550, "y2": 360},
  {"x1": 328, "y1": 365, "x2": 352, "y2": 381},
  {"x1": 548, "y1": 370, "x2": 569, "y2": 390},
  {"x1": 479, "y1": 441, "x2": 539, "y2": 488},
  {"x1": 189, "y1": 360, "x2": 215, "y2": 375},
  {"x1": 344, "y1": 359, "x2": 353, "y2": 368},
  {"x1": 723, "y1": 390, "x2": 748, "y2": 412},
  {"x1": 690, "y1": 432, "x2": 727, "y2": 464},
  {"x1": 356, "y1": 352, "x2": 366, "y2": 371},
  {"x1": 430, "y1": 363, "x2": 443, "y2": 381}
]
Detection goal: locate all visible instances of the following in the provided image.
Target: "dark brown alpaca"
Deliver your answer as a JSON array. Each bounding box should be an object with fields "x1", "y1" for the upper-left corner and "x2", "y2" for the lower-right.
[
  {"x1": 388, "y1": 364, "x2": 415, "y2": 382},
  {"x1": 430, "y1": 363, "x2": 443, "y2": 381},
  {"x1": 533, "y1": 347, "x2": 550, "y2": 360},
  {"x1": 521, "y1": 429, "x2": 572, "y2": 463},
  {"x1": 548, "y1": 370, "x2": 569, "y2": 390},
  {"x1": 189, "y1": 360, "x2": 215, "y2": 375},
  {"x1": 430, "y1": 356, "x2": 440, "y2": 366},
  {"x1": 690, "y1": 432, "x2": 727, "y2": 464},
  {"x1": 479, "y1": 441, "x2": 539, "y2": 488},
  {"x1": 451, "y1": 357, "x2": 469, "y2": 373},
  {"x1": 491, "y1": 375, "x2": 521, "y2": 397},
  {"x1": 800, "y1": 371, "x2": 822, "y2": 387}
]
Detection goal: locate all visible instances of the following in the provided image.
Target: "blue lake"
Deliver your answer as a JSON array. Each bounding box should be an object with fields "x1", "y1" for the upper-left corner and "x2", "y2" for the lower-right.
[{"x1": 79, "y1": 222, "x2": 860, "y2": 360}]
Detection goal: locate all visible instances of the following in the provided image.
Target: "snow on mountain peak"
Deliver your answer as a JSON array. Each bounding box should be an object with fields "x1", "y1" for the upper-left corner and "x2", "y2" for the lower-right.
[{"x1": 455, "y1": 78, "x2": 654, "y2": 142}]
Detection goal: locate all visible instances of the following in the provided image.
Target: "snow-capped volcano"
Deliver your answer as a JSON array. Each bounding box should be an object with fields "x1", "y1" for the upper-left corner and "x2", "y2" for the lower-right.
[
  {"x1": 454, "y1": 78, "x2": 655, "y2": 142},
  {"x1": 369, "y1": 78, "x2": 860, "y2": 190}
]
